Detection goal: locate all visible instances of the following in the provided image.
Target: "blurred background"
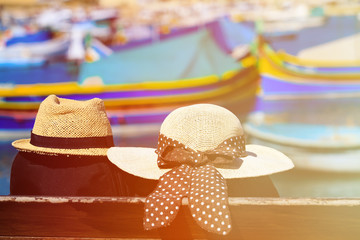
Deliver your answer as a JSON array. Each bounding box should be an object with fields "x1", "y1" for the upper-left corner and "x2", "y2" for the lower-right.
[{"x1": 0, "y1": 0, "x2": 360, "y2": 196}]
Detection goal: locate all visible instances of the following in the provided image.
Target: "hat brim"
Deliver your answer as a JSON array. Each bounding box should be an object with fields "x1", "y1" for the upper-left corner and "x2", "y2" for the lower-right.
[
  {"x1": 12, "y1": 139, "x2": 108, "y2": 156},
  {"x1": 107, "y1": 144, "x2": 294, "y2": 179}
]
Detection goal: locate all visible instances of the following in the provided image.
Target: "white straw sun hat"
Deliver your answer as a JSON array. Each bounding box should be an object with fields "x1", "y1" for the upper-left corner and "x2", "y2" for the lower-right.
[
  {"x1": 12, "y1": 95, "x2": 114, "y2": 156},
  {"x1": 107, "y1": 103, "x2": 294, "y2": 179}
]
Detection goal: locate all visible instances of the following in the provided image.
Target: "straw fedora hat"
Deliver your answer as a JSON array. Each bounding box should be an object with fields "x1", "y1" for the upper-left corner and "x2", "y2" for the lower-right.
[
  {"x1": 12, "y1": 95, "x2": 114, "y2": 156},
  {"x1": 107, "y1": 104, "x2": 294, "y2": 179}
]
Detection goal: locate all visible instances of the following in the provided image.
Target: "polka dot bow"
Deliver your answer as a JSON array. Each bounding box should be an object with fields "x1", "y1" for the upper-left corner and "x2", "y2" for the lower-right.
[{"x1": 144, "y1": 134, "x2": 247, "y2": 235}]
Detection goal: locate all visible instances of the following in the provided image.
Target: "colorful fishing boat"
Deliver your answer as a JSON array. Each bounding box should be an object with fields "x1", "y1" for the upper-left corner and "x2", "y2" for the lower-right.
[
  {"x1": 244, "y1": 36, "x2": 360, "y2": 173},
  {"x1": 4, "y1": 29, "x2": 52, "y2": 47},
  {"x1": 112, "y1": 17, "x2": 255, "y2": 55},
  {"x1": 0, "y1": 56, "x2": 46, "y2": 68},
  {"x1": 0, "y1": 28, "x2": 259, "y2": 139},
  {"x1": 278, "y1": 48, "x2": 360, "y2": 74},
  {"x1": 0, "y1": 34, "x2": 70, "y2": 69},
  {"x1": 0, "y1": 29, "x2": 258, "y2": 110},
  {"x1": 257, "y1": 42, "x2": 360, "y2": 100}
]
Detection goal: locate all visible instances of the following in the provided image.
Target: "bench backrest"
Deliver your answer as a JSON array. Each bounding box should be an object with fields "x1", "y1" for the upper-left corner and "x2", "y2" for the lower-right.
[{"x1": 0, "y1": 196, "x2": 359, "y2": 240}]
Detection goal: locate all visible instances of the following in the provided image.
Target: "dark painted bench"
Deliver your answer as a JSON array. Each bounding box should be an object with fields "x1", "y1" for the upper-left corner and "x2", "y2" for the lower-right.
[{"x1": 0, "y1": 196, "x2": 359, "y2": 239}]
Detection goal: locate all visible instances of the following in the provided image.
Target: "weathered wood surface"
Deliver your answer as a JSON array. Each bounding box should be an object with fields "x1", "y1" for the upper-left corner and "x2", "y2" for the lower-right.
[{"x1": 0, "y1": 196, "x2": 359, "y2": 240}]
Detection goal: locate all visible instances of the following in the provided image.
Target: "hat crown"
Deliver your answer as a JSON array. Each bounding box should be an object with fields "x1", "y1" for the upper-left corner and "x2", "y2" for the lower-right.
[
  {"x1": 32, "y1": 95, "x2": 112, "y2": 138},
  {"x1": 160, "y1": 104, "x2": 243, "y2": 151}
]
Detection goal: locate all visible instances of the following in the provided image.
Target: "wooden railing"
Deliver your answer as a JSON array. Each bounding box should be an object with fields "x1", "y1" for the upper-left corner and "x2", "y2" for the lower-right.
[{"x1": 0, "y1": 196, "x2": 359, "y2": 240}]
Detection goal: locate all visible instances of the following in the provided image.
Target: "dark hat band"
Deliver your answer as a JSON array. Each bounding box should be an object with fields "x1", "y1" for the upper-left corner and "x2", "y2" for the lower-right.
[{"x1": 30, "y1": 132, "x2": 114, "y2": 149}]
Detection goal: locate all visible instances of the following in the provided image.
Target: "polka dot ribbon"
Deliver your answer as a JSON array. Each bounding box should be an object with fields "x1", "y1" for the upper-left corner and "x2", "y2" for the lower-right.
[{"x1": 144, "y1": 134, "x2": 247, "y2": 235}]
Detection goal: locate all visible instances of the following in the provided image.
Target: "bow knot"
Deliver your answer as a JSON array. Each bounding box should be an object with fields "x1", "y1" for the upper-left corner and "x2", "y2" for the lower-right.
[
  {"x1": 144, "y1": 133, "x2": 247, "y2": 235},
  {"x1": 156, "y1": 134, "x2": 246, "y2": 169},
  {"x1": 193, "y1": 150, "x2": 210, "y2": 166}
]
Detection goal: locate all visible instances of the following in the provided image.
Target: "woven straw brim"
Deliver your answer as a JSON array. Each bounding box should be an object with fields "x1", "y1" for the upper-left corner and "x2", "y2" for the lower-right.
[
  {"x1": 107, "y1": 144, "x2": 294, "y2": 179},
  {"x1": 12, "y1": 139, "x2": 108, "y2": 156}
]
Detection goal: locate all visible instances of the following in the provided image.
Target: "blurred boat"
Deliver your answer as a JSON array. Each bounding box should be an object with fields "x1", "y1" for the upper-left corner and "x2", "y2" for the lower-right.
[
  {"x1": 261, "y1": 15, "x2": 325, "y2": 40},
  {"x1": 0, "y1": 56, "x2": 45, "y2": 68},
  {"x1": 0, "y1": 28, "x2": 259, "y2": 139},
  {"x1": 4, "y1": 29, "x2": 52, "y2": 47},
  {"x1": 244, "y1": 38, "x2": 360, "y2": 173},
  {"x1": 0, "y1": 34, "x2": 70, "y2": 69},
  {"x1": 0, "y1": 29, "x2": 258, "y2": 109},
  {"x1": 258, "y1": 42, "x2": 360, "y2": 100},
  {"x1": 35, "y1": 6, "x2": 117, "y2": 41},
  {"x1": 267, "y1": 15, "x2": 360, "y2": 56},
  {"x1": 231, "y1": 2, "x2": 325, "y2": 40},
  {"x1": 112, "y1": 17, "x2": 255, "y2": 55},
  {"x1": 278, "y1": 49, "x2": 360, "y2": 73}
]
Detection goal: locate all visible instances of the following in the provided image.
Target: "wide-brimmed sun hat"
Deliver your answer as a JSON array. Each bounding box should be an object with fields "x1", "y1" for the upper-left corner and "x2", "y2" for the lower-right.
[
  {"x1": 107, "y1": 103, "x2": 294, "y2": 235},
  {"x1": 12, "y1": 95, "x2": 114, "y2": 156},
  {"x1": 107, "y1": 103, "x2": 294, "y2": 179}
]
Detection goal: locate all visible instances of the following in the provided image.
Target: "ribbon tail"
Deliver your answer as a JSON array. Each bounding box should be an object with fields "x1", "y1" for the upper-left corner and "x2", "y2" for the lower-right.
[
  {"x1": 188, "y1": 165, "x2": 232, "y2": 235},
  {"x1": 143, "y1": 165, "x2": 191, "y2": 230}
]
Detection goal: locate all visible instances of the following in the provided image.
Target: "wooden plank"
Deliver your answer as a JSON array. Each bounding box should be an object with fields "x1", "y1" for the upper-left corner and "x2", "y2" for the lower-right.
[{"x1": 0, "y1": 196, "x2": 359, "y2": 240}]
